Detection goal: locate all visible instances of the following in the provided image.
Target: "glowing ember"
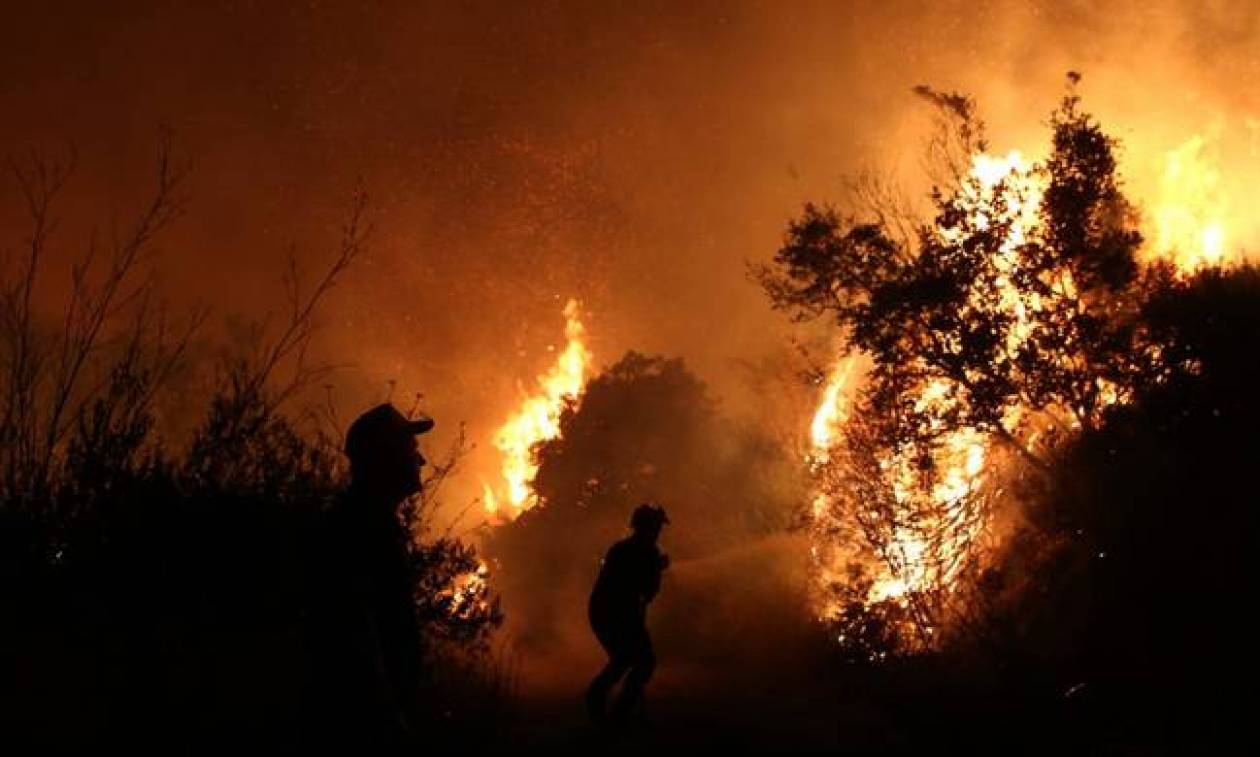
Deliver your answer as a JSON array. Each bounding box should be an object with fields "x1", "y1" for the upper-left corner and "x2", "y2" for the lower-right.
[
  {"x1": 449, "y1": 560, "x2": 490, "y2": 609},
  {"x1": 483, "y1": 299, "x2": 591, "y2": 518}
]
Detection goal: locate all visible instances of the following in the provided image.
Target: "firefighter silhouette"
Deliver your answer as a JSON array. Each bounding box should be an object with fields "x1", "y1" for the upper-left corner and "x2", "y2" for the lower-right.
[
  {"x1": 586, "y1": 502, "x2": 670, "y2": 724},
  {"x1": 306, "y1": 403, "x2": 433, "y2": 749}
]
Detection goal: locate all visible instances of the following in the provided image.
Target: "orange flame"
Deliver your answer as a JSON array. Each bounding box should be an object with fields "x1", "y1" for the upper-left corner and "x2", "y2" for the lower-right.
[
  {"x1": 809, "y1": 357, "x2": 856, "y2": 462},
  {"x1": 809, "y1": 113, "x2": 1247, "y2": 643},
  {"x1": 963, "y1": 139, "x2": 1242, "y2": 276},
  {"x1": 1149, "y1": 130, "x2": 1230, "y2": 271},
  {"x1": 483, "y1": 299, "x2": 591, "y2": 518},
  {"x1": 805, "y1": 355, "x2": 857, "y2": 620},
  {"x1": 808, "y1": 152, "x2": 1025, "y2": 622}
]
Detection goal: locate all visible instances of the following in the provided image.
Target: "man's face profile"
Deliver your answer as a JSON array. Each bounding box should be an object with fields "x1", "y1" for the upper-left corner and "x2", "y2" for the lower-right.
[{"x1": 380, "y1": 434, "x2": 424, "y2": 497}]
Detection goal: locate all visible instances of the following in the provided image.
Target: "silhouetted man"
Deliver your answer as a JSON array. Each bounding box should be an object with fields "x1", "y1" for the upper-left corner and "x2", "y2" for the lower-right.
[
  {"x1": 307, "y1": 403, "x2": 432, "y2": 750},
  {"x1": 586, "y1": 503, "x2": 670, "y2": 724}
]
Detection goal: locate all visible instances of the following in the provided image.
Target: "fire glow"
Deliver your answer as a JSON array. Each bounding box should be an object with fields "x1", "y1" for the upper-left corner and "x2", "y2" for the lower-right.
[
  {"x1": 806, "y1": 135, "x2": 1237, "y2": 636},
  {"x1": 1150, "y1": 131, "x2": 1231, "y2": 271},
  {"x1": 808, "y1": 364, "x2": 989, "y2": 610},
  {"x1": 482, "y1": 299, "x2": 591, "y2": 518}
]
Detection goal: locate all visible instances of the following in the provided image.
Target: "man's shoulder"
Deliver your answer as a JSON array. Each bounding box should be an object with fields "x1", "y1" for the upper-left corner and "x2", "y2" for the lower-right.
[{"x1": 605, "y1": 537, "x2": 636, "y2": 561}]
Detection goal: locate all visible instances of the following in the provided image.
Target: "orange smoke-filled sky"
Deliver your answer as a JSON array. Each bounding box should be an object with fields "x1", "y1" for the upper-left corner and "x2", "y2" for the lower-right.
[{"x1": 2, "y1": 1, "x2": 1257, "y2": 510}]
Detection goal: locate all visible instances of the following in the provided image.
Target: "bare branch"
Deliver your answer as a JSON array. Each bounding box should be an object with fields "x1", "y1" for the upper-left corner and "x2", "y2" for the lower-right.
[{"x1": 242, "y1": 182, "x2": 370, "y2": 408}]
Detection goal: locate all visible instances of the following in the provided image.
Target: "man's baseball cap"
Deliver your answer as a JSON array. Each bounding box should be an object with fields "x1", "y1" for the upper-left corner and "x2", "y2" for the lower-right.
[{"x1": 344, "y1": 403, "x2": 434, "y2": 461}]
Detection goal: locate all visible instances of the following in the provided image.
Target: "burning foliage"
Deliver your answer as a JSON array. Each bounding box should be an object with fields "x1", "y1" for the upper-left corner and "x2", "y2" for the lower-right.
[
  {"x1": 758, "y1": 80, "x2": 1234, "y2": 657},
  {"x1": 483, "y1": 299, "x2": 592, "y2": 518}
]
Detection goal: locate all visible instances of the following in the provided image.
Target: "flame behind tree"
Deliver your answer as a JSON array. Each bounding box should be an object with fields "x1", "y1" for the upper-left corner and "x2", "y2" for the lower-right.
[
  {"x1": 483, "y1": 299, "x2": 591, "y2": 518},
  {"x1": 761, "y1": 83, "x2": 1180, "y2": 653},
  {"x1": 1150, "y1": 130, "x2": 1231, "y2": 271}
]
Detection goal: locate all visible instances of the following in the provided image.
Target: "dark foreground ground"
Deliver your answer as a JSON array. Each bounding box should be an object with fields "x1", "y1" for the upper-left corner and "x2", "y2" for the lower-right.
[
  {"x1": 499, "y1": 660, "x2": 870, "y2": 753},
  {"x1": 476, "y1": 628, "x2": 1242, "y2": 755},
  {"x1": 8, "y1": 543, "x2": 1239, "y2": 755},
  {"x1": 9, "y1": 610, "x2": 1239, "y2": 754}
]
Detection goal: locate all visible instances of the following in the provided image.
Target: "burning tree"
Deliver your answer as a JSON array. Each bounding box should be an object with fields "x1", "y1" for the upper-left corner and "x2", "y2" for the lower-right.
[
  {"x1": 757, "y1": 82, "x2": 1178, "y2": 654},
  {"x1": 485, "y1": 351, "x2": 805, "y2": 646}
]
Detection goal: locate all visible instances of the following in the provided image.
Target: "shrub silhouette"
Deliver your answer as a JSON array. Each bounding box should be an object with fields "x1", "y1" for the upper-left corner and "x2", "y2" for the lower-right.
[{"x1": 0, "y1": 151, "x2": 500, "y2": 748}]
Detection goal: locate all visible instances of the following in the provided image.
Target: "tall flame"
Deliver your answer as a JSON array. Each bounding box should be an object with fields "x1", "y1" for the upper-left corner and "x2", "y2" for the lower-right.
[
  {"x1": 484, "y1": 299, "x2": 591, "y2": 518},
  {"x1": 809, "y1": 372, "x2": 988, "y2": 610},
  {"x1": 1150, "y1": 131, "x2": 1230, "y2": 271},
  {"x1": 968, "y1": 137, "x2": 1241, "y2": 277},
  {"x1": 809, "y1": 357, "x2": 856, "y2": 461},
  {"x1": 805, "y1": 109, "x2": 1249, "y2": 647},
  {"x1": 805, "y1": 355, "x2": 857, "y2": 620},
  {"x1": 809, "y1": 136, "x2": 1239, "y2": 635},
  {"x1": 807, "y1": 153, "x2": 1026, "y2": 623}
]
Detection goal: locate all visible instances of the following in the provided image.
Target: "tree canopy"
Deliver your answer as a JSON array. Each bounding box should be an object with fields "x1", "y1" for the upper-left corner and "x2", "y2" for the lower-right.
[
  {"x1": 758, "y1": 90, "x2": 1160, "y2": 478},
  {"x1": 756, "y1": 82, "x2": 1200, "y2": 653}
]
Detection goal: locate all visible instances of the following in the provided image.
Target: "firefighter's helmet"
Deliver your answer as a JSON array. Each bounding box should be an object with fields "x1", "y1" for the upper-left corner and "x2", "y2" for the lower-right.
[{"x1": 629, "y1": 502, "x2": 669, "y2": 532}]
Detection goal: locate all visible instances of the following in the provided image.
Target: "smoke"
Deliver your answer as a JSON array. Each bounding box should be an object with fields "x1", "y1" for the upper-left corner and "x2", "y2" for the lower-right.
[
  {"x1": 477, "y1": 351, "x2": 825, "y2": 691},
  {"x1": 4, "y1": 1, "x2": 1256, "y2": 463},
  {"x1": 3, "y1": 1, "x2": 1257, "y2": 693}
]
